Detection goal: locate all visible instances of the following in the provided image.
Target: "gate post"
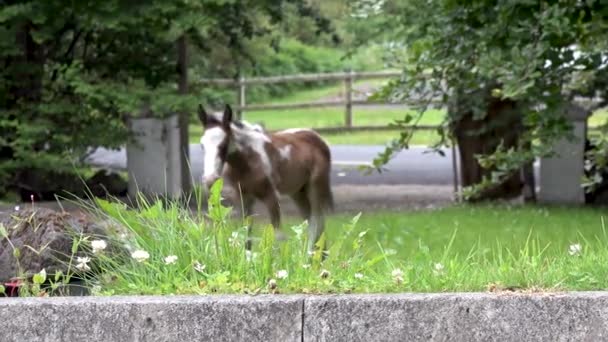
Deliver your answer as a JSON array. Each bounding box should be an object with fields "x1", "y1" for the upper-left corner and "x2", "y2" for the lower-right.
[{"x1": 538, "y1": 103, "x2": 590, "y2": 204}]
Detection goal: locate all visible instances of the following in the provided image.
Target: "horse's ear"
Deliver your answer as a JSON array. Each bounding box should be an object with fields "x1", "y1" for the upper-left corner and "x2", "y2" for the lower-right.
[
  {"x1": 198, "y1": 104, "x2": 208, "y2": 127},
  {"x1": 223, "y1": 104, "x2": 233, "y2": 129}
]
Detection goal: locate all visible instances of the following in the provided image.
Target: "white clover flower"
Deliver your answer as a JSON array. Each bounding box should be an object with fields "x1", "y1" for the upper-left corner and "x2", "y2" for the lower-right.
[
  {"x1": 91, "y1": 240, "x2": 107, "y2": 254},
  {"x1": 276, "y1": 269, "x2": 288, "y2": 280},
  {"x1": 75, "y1": 256, "x2": 91, "y2": 271},
  {"x1": 433, "y1": 262, "x2": 445, "y2": 275},
  {"x1": 193, "y1": 261, "x2": 206, "y2": 273},
  {"x1": 392, "y1": 268, "x2": 404, "y2": 284},
  {"x1": 354, "y1": 273, "x2": 364, "y2": 280},
  {"x1": 164, "y1": 255, "x2": 178, "y2": 265},
  {"x1": 302, "y1": 264, "x2": 311, "y2": 269},
  {"x1": 391, "y1": 268, "x2": 404, "y2": 278},
  {"x1": 569, "y1": 243, "x2": 582, "y2": 256},
  {"x1": 131, "y1": 250, "x2": 150, "y2": 263}
]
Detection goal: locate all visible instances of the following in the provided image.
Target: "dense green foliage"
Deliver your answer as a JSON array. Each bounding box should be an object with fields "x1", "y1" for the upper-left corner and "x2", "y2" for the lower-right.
[
  {"x1": 354, "y1": 0, "x2": 608, "y2": 196},
  {"x1": 0, "y1": 0, "x2": 358, "y2": 196}
]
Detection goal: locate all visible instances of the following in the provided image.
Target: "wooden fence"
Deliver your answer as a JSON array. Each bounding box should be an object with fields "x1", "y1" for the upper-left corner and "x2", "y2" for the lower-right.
[{"x1": 198, "y1": 70, "x2": 439, "y2": 133}]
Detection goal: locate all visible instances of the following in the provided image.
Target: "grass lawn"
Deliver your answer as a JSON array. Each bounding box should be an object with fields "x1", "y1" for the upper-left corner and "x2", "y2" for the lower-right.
[
  {"x1": 320, "y1": 204, "x2": 608, "y2": 261},
  {"x1": 31, "y1": 187, "x2": 608, "y2": 296}
]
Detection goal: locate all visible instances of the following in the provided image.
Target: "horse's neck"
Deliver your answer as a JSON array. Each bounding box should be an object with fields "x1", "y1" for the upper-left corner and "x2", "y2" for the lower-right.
[{"x1": 229, "y1": 129, "x2": 275, "y2": 172}]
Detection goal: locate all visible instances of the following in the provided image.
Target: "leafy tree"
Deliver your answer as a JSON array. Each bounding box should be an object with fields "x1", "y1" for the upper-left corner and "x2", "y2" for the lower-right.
[
  {"x1": 351, "y1": 0, "x2": 608, "y2": 200},
  {"x1": 0, "y1": 0, "x2": 332, "y2": 198}
]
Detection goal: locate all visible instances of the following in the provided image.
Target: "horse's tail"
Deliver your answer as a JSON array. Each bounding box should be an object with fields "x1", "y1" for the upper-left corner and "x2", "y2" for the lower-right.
[
  {"x1": 319, "y1": 141, "x2": 334, "y2": 213},
  {"x1": 320, "y1": 170, "x2": 334, "y2": 213}
]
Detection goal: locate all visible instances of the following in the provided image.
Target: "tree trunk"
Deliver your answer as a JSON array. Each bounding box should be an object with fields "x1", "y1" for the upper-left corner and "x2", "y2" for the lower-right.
[
  {"x1": 177, "y1": 35, "x2": 191, "y2": 195},
  {"x1": 452, "y1": 93, "x2": 524, "y2": 201}
]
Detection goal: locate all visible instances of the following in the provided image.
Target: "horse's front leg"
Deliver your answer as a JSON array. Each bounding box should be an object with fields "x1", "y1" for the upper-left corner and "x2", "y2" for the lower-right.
[
  {"x1": 262, "y1": 191, "x2": 286, "y2": 241},
  {"x1": 241, "y1": 196, "x2": 255, "y2": 251}
]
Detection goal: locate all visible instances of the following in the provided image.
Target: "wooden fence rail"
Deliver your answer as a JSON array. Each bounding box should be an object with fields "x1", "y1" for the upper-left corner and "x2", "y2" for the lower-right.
[{"x1": 198, "y1": 70, "x2": 415, "y2": 131}]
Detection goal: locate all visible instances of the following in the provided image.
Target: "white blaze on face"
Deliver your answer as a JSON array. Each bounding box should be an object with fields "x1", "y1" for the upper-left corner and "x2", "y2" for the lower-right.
[{"x1": 201, "y1": 127, "x2": 227, "y2": 179}]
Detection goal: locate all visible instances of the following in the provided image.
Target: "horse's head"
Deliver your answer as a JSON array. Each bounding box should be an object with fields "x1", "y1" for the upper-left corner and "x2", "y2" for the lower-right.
[{"x1": 198, "y1": 104, "x2": 233, "y2": 188}]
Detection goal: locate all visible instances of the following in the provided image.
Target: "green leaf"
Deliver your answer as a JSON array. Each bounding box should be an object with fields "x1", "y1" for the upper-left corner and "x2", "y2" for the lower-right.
[
  {"x1": 0, "y1": 223, "x2": 7, "y2": 238},
  {"x1": 33, "y1": 269, "x2": 47, "y2": 285}
]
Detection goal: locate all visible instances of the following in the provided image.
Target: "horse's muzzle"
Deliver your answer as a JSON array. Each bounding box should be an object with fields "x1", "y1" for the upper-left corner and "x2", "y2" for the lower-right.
[{"x1": 203, "y1": 175, "x2": 220, "y2": 189}]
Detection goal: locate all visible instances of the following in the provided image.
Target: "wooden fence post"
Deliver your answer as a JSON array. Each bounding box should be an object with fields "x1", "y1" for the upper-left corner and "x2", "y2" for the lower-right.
[
  {"x1": 236, "y1": 75, "x2": 246, "y2": 120},
  {"x1": 344, "y1": 69, "x2": 354, "y2": 128}
]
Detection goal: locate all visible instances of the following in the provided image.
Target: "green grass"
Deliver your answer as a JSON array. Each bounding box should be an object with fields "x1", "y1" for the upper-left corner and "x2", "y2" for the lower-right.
[
  {"x1": 24, "y1": 181, "x2": 608, "y2": 296},
  {"x1": 320, "y1": 205, "x2": 608, "y2": 261}
]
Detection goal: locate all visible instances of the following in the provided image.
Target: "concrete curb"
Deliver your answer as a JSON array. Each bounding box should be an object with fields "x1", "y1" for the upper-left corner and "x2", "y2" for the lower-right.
[{"x1": 2, "y1": 292, "x2": 608, "y2": 341}]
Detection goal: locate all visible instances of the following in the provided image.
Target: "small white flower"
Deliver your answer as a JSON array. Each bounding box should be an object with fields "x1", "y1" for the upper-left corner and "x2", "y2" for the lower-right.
[
  {"x1": 569, "y1": 243, "x2": 582, "y2": 256},
  {"x1": 229, "y1": 231, "x2": 241, "y2": 247},
  {"x1": 434, "y1": 263, "x2": 444, "y2": 272},
  {"x1": 354, "y1": 273, "x2": 364, "y2": 279},
  {"x1": 75, "y1": 256, "x2": 91, "y2": 271},
  {"x1": 193, "y1": 261, "x2": 206, "y2": 273},
  {"x1": 131, "y1": 250, "x2": 150, "y2": 263},
  {"x1": 302, "y1": 264, "x2": 311, "y2": 269},
  {"x1": 164, "y1": 255, "x2": 178, "y2": 265},
  {"x1": 14, "y1": 205, "x2": 20, "y2": 211},
  {"x1": 91, "y1": 240, "x2": 107, "y2": 254},
  {"x1": 391, "y1": 268, "x2": 404, "y2": 278},
  {"x1": 268, "y1": 278, "x2": 277, "y2": 289},
  {"x1": 91, "y1": 285, "x2": 102, "y2": 295},
  {"x1": 276, "y1": 269, "x2": 288, "y2": 280},
  {"x1": 392, "y1": 268, "x2": 404, "y2": 284}
]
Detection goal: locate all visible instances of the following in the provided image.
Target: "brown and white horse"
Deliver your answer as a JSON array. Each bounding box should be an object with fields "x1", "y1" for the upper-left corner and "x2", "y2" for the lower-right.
[{"x1": 198, "y1": 104, "x2": 334, "y2": 251}]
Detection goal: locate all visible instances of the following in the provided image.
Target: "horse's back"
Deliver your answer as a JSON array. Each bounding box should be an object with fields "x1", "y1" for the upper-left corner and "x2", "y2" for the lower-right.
[
  {"x1": 272, "y1": 128, "x2": 334, "y2": 210},
  {"x1": 273, "y1": 128, "x2": 331, "y2": 163}
]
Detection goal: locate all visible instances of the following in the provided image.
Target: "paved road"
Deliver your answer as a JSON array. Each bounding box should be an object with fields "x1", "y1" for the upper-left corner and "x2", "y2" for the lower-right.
[{"x1": 86, "y1": 144, "x2": 456, "y2": 186}]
